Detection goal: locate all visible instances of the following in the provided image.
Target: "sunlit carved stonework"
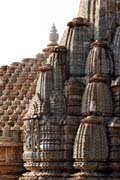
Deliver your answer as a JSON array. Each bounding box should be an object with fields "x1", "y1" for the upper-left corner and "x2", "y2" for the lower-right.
[{"x1": 0, "y1": 0, "x2": 120, "y2": 180}]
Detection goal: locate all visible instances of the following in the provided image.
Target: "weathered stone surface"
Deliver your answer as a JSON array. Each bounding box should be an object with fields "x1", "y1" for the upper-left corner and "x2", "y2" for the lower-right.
[
  {"x1": 1, "y1": 1, "x2": 120, "y2": 180},
  {"x1": 61, "y1": 17, "x2": 90, "y2": 77},
  {"x1": 65, "y1": 78, "x2": 85, "y2": 116},
  {"x1": 64, "y1": 116, "x2": 81, "y2": 173},
  {"x1": 21, "y1": 117, "x2": 65, "y2": 180},
  {"x1": 25, "y1": 64, "x2": 53, "y2": 118},
  {"x1": 77, "y1": 0, "x2": 118, "y2": 41}
]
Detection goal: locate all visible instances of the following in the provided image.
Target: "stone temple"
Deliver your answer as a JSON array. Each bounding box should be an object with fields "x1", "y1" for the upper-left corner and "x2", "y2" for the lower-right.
[{"x1": 0, "y1": 0, "x2": 120, "y2": 179}]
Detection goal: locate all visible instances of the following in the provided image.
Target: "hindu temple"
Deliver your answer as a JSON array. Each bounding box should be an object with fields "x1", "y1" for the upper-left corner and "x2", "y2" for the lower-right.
[{"x1": 0, "y1": 0, "x2": 120, "y2": 179}]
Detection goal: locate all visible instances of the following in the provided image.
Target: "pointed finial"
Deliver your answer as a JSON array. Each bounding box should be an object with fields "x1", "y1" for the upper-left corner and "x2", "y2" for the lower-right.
[{"x1": 49, "y1": 24, "x2": 59, "y2": 45}]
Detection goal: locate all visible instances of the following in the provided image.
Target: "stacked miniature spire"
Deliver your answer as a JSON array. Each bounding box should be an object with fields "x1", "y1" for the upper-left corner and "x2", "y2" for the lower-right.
[
  {"x1": 20, "y1": 25, "x2": 69, "y2": 180},
  {"x1": 18, "y1": 1, "x2": 120, "y2": 180},
  {"x1": 73, "y1": 0, "x2": 120, "y2": 179}
]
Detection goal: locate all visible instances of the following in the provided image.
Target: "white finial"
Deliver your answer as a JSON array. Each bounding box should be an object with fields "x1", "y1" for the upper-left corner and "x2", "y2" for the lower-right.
[{"x1": 49, "y1": 24, "x2": 59, "y2": 45}]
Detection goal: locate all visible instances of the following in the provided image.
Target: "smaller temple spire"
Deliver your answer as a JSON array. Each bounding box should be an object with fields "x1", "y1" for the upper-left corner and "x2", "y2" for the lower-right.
[{"x1": 49, "y1": 24, "x2": 59, "y2": 46}]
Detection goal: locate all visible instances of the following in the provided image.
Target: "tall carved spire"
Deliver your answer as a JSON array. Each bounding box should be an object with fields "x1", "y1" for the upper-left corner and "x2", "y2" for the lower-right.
[
  {"x1": 25, "y1": 64, "x2": 53, "y2": 118},
  {"x1": 18, "y1": 1, "x2": 120, "y2": 180},
  {"x1": 77, "y1": 0, "x2": 119, "y2": 41},
  {"x1": 48, "y1": 45, "x2": 67, "y2": 118},
  {"x1": 20, "y1": 39, "x2": 68, "y2": 179}
]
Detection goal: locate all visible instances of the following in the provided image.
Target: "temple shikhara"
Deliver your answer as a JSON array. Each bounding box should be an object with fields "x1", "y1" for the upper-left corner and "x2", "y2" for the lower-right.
[{"x1": 0, "y1": 0, "x2": 120, "y2": 179}]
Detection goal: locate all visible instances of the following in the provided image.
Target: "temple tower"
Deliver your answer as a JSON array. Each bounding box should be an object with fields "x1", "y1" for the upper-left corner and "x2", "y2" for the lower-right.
[
  {"x1": 19, "y1": 26, "x2": 68, "y2": 180},
  {"x1": 72, "y1": 0, "x2": 120, "y2": 179},
  {"x1": 1, "y1": 0, "x2": 118, "y2": 180}
]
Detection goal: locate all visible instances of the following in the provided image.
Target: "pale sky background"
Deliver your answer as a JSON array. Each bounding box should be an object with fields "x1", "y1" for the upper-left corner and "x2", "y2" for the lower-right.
[{"x1": 0, "y1": 0, "x2": 80, "y2": 66}]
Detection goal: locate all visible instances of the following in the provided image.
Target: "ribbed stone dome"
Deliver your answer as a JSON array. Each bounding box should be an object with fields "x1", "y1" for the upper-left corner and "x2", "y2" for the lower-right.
[
  {"x1": 81, "y1": 75, "x2": 113, "y2": 116},
  {"x1": 74, "y1": 115, "x2": 108, "y2": 170},
  {"x1": 85, "y1": 40, "x2": 114, "y2": 77},
  {"x1": 61, "y1": 17, "x2": 90, "y2": 77}
]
